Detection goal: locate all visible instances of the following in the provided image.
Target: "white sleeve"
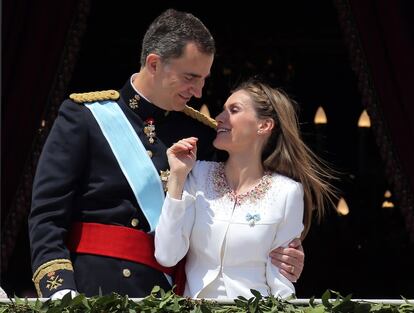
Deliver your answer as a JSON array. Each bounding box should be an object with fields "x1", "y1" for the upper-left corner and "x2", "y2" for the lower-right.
[
  {"x1": 154, "y1": 166, "x2": 199, "y2": 267},
  {"x1": 266, "y1": 182, "x2": 304, "y2": 298},
  {"x1": 0, "y1": 286, "x2": 7, "y2": 298}
]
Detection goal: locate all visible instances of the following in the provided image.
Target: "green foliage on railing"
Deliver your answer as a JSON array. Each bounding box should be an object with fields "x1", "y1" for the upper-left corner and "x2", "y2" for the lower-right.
[{"x1": 0, "y1": 287, "x2": 413, "y2": 313}]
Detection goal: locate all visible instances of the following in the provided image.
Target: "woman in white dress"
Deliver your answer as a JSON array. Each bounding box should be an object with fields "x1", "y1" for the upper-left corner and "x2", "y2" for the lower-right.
[{"x1": 155, "y1": 80, "x2": 334, "y2": 299}]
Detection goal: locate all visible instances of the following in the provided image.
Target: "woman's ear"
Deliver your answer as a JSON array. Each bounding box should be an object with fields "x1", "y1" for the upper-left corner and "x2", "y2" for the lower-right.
[{"x1": 258, "y1": 118, "x2": 275, "y2": 135}]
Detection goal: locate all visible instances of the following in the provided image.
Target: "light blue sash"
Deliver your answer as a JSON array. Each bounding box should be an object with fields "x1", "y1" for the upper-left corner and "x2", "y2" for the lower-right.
[{"x1": 85, "y1": 100, "x2": 164, "y2": 232}]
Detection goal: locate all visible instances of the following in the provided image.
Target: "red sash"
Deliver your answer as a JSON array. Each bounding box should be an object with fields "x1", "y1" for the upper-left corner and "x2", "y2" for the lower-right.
[{"x1": 66, "y1": 222, "x2": 186, "y2": 295}]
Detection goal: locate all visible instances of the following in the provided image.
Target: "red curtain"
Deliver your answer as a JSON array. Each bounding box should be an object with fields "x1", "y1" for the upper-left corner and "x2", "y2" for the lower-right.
[
  {"x1": 2, "y1": 0, "x2": 90, "y2": 273},
  {"x1": 3, "y1": 0, "x2": 80, "y2": 223},
  {"x1": 338, "y1": 0, "x2": 414, "y2": 239}
]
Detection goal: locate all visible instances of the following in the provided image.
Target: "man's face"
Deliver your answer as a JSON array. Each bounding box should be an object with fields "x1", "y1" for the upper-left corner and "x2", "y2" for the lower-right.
[{"x1": 153, "y1": 43, "x2": 214, "y2": 111}]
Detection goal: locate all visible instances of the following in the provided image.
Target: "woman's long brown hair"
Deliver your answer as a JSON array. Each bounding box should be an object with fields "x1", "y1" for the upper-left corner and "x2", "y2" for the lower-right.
[{"x1": 234, "y1": 80, "x2": 337, "y2": 237}]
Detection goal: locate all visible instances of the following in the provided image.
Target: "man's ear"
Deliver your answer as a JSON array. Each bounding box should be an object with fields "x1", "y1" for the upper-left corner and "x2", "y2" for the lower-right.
[
  {"x1": 258, "y1": 118, "x2": 275, "y2": 135},
  {"x1": 145, "y1": 53, "x2": 161, "y2": 74}
]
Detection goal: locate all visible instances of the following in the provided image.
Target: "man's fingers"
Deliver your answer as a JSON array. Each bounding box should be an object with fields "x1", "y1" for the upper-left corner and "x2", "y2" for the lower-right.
[
  {"x1": 271, "y1": 247, "x2": 304, "y2": 260},
  {"x1": 270, "y1": 252, "x2": 301, "y2": 268},
  {"x1": 288, "y1": 238, "x2": 302, "y2": 249},
  {"x1": 272, "y1": 259, "x2": 299, "y2": 282},
  {"x1": 279, "y1": 268, "x2": 297, "y2": 283},
  {"x1": 269, "y1": 240, "x2": 305, "y2": 283}
]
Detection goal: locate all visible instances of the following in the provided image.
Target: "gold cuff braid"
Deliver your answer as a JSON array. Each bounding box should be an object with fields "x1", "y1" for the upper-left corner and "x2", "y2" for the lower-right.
[
  {"x1": 32, "y1": 259, "x2": 74, "y2": 297},
  {"x1": 183, "y1": 105, "x2": 217, "y2": 129}
]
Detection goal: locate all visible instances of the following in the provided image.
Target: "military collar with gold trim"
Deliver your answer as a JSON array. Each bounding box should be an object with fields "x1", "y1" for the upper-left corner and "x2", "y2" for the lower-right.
[{"x1": 120, "y1": 79, "x2": 170, "y2": 123}]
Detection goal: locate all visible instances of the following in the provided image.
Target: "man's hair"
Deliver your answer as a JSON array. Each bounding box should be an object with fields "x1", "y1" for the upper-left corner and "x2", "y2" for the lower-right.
[{"x1": 140, "y1": 9, "x2": 215, "y2": 66}]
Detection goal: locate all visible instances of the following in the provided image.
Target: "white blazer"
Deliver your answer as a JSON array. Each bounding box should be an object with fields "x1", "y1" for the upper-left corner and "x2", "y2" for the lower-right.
[{"x1": 155, "y1": 161, "x2": 304, "y2": 299}]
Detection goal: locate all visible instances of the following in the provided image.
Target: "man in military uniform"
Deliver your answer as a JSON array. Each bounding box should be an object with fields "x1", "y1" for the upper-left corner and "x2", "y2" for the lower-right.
[{"x1": 29, "y1": 9, "x2": 304, "y2": 299}]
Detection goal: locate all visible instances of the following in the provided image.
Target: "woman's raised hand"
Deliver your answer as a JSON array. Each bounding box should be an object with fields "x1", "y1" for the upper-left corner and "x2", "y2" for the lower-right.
[{"x1": 166, "y1": 137, "x2": 198, "y2": 179}]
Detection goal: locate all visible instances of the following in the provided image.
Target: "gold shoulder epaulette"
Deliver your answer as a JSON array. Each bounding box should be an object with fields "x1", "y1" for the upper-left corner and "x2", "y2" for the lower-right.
[
  {"x1": 183, "y1": 105, "x2": 217, "y2": 129},
  {"x1": 69, "y1": 90, "x2": 120, "y2": 103}
]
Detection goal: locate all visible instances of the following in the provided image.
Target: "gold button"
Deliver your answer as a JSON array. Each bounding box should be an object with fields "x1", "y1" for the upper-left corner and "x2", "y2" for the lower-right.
[
  {"x1": 147, "y1": 150, "x2": 153, "y2": 158},
  {"x1": 122, "y1": 269, "x2": 131, "y2": 278},
  {"x1": 131, "y1": 218, "x2": 139, "y2": 227}
]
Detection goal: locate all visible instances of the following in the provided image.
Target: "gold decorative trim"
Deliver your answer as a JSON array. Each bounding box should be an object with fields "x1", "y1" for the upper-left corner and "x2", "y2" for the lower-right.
[
  {"x1": 32, "y1": 259, "x2": 74, "y2": 297},
  {"x1": 69, "y1": 90, "x2": 120, "y2": 103},
  {"x1": 183, "y1": 105, "x2": 217, "y2": 129}
]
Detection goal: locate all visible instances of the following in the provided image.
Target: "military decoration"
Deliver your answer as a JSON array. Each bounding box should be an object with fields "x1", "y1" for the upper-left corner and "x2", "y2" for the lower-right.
[
  {"x1": 144, "y1": 118, "x2": 156, "y2": 144},
  {"x1": 160, "y1": 169, "x2": 170, "y2": 192},
  {"x1": 45, "y1": 271, "x2": 64, "y2": 291},
  {"x1": 129, "y1": 94, "x2": 140, "y2": 109}
]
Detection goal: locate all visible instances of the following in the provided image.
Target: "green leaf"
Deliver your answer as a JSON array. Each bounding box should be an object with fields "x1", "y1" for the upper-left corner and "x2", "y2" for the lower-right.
[
  {"x1": 353, "y1": 302, "x2": 371, "y2": 313},
  {"x1": 151, "y1": 286, "x2": 161, "y2": 294},
  {"x1": 251, "y1": 289, "x2": 263, "y2": 301},
  {"x1": 321, "y1": 290, "x2": 332, "y2": 309},
  {"x1": 0, "y1": 288, "x2": 413, "y2": 313},
  {"x1": 60, "y1": 290, "x2": 73, "y2": 307},
  {"x1": 304, "y1": 305, "x2": 328, "y2": 313}
]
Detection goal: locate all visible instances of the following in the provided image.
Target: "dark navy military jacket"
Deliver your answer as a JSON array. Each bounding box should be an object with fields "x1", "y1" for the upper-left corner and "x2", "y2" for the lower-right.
[{"x1": 28, "y1": 79, "x2": 218, "y2": 297}]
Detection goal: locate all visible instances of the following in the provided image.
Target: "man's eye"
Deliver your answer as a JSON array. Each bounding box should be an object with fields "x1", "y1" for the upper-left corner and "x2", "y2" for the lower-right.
[{"x1": 184, "y1": 76, "x2": 192, "y2": 81}]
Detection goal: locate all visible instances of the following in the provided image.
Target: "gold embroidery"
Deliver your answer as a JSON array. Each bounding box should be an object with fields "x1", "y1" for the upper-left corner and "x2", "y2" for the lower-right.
[
  {"x1": 160, "y1": 170, "x2": 170, "y2": 192},
  {"x1": 46, "y1": 273, "x2": 64, "y2": 291},
  {"x1": 182, "y1": 105, "x2": 217, "y2": 129},
  {"x1": 129, "y1": 94, "x2": 140, "y2": 109},
  {"x1": 69, "y1": 90, "x2": 120, "y2": 103},
  {"x1": 33, "y1": 259, "x2": 73, "y2": 297}
]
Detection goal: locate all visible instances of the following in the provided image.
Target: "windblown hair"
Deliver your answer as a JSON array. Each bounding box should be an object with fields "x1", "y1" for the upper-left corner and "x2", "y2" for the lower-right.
[
  {"x1": 140, "y1": 9, "x2": 215, "y2": 66},
  {"x1": 234, "y1": 80, "x2": 336, "y2": 237}
]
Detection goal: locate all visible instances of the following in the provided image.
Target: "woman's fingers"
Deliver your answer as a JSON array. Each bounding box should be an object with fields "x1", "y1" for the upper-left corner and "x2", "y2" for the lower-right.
[{"x1": 169, "y1": 138, "x2": 198, "y2": 155}]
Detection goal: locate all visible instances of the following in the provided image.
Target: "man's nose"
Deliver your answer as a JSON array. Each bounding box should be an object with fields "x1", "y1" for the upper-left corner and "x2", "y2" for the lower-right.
[
  {"x1": 191, "y1": 80, "x2": 204, "y2": 98},
  {"x1": 192, "y1": 87, "x2": 202, "y2": 98}
]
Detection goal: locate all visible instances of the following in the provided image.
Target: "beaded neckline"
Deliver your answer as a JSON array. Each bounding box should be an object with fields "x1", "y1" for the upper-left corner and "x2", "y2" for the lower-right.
[{"x1": 211, "y1": 162, "x2": 272, "y2": 206}]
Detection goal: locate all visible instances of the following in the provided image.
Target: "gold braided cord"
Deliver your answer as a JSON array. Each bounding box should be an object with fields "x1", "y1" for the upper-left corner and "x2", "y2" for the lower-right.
[
  {"x1": 69, "y1": 90, "x2": 120, "y2": 103},
  {"x1": 182, "y1": 105, "x2": 217, "y2": 129},
  {"x1": 69, "y1": 91, "x2": 216, "y2": 129},
  {"x1": 32, "y1": 259, "x2": 74, "y2": 297}
]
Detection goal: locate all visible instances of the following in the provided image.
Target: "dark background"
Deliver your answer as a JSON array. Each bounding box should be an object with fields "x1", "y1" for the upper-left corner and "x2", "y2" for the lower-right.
[{"x1": 2, "y1": 0, "x2": 414, "y2": 298}]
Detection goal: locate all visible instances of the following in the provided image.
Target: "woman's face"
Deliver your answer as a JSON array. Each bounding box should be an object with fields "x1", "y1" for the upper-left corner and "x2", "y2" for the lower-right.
[{"x1": 213, "y1": 90, "x2": 264, "y2": 154}]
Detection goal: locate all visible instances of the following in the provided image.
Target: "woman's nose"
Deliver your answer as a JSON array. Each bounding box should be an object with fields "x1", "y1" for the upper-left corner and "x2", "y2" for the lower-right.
[{"x1": 215, "y1": 111, "x2": 225, "y2": 123}]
